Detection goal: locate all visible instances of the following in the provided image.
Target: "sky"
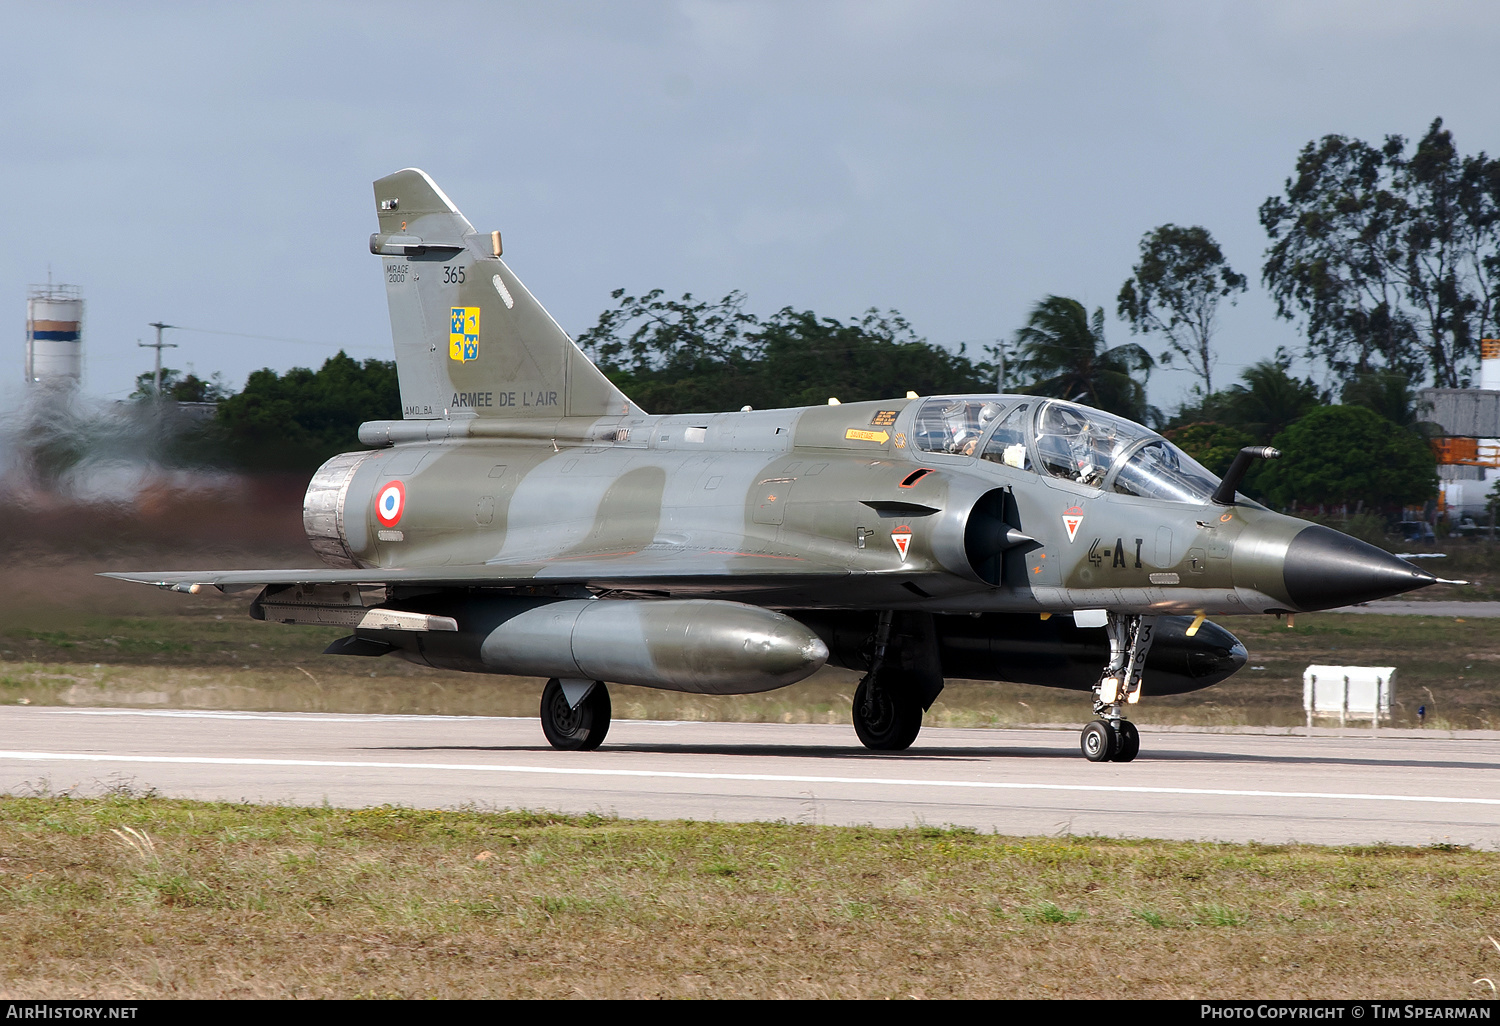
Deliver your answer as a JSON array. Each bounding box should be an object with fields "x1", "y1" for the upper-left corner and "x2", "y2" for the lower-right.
[{"x1": 2, "y1": 0, "x2": 1498, "y2": 411}]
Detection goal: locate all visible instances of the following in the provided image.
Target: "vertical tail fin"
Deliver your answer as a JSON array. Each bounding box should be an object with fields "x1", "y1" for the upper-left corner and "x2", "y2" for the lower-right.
[{"x1": 370, "y1": 168, "x2": 637, "y2": 420}]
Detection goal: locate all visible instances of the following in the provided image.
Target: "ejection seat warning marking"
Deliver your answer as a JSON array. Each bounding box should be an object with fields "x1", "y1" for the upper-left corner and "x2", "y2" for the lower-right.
[
  {"x1": 845, "y1": 428, "x2": 890, "y2": 443},
  {"x1": 891, "y1": 525, "x2": 912, "y2": 561},
  {"x1": 870, "y1": 410, "x2": 898, "y2": 427},
  {"x1": 1062, "y1": 506, "x2": 1084, "y2": 543},
  {"x1": 450, "y1": 307, "x2": 480, "y2": 362},
  {"x1": 375, "y1": 481, "x2": 406, "y2": 527}
]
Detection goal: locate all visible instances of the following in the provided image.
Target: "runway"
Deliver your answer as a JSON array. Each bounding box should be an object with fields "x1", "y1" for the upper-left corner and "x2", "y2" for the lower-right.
[{"x1": 0, "y1": 706, "x2": 1496, "y2": 849}]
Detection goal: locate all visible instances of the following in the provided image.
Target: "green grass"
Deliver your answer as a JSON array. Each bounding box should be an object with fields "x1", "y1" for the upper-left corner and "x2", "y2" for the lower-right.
[{"x1": 0, "y1": 795, "x2": 1497, "y2": 998}]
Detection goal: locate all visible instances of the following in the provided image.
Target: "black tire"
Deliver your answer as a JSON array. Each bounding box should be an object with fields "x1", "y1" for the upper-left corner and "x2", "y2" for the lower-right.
[
  {"x1": 540, "y1": 679, "x2": 612, "y2": 751},
  {"x1": 1080, "y1": 719, "x2": 1116, "y2": 762},
  {"x1": 1114, "y1": 720, "x2": 1140, "y2": 762},
  {"x1": 852, "y1": 675, "x2": 923, "y2": 751}
]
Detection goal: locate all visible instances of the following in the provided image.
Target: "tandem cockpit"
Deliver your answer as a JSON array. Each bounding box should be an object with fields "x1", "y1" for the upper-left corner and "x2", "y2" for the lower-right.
[{"x1": 909, "y1": 396, "x2": 1223, "y2": 505}]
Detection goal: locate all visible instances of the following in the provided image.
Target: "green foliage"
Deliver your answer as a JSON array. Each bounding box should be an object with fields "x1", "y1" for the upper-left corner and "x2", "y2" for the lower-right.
[
  {"x1": 216, "y1": 352, "x2": 399, "y2": 471},
  {"x1": 576, "y1": 290, "x2": 993, "y2": 413},
  {"x1": 1171, "y1": 352, "x2": 1325, "y2": 445},
  {"x1": 1117, "y1": 224, "x2": 1246, "y2": 393},
  {"x1": 1162, "y1": 422, "x2": 1255, "y2": 478},
  {"x1": 1340, "y1": 371, "x2": 1434, "y2": 433},
  {"x1": 1255, "y1": 405, "x2": 1437, "y2": 511},
  {"x1": 130, "y1": 368, "x2": 232, "y2": 404},
  {"x1": 1260, "y1": 118, "x2": 1500, "y2": 387},
  {"x1": 1011, "y1": 295, "x2": 1154, "y2": 421}
]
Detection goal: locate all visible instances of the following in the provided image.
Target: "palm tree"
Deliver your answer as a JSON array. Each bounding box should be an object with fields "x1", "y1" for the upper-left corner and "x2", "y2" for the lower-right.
[
  {"x1": 1012, "y1": 296, "x2": 1154, "y2": 421},
  {"x1": 1222, "y1": 358, "x2": 1324, "y2": 443}
]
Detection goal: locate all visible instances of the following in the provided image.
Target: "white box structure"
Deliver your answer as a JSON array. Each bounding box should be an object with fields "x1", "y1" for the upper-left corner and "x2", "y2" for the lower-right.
[{"x1": 1303, "y1": 665, "x2": 1395, "y2": 729}]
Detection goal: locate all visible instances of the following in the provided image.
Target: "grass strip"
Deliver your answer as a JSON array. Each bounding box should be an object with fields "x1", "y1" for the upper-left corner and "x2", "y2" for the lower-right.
[{"x1": 0, "y1": 795, "x2": 1496, "y2": 999}]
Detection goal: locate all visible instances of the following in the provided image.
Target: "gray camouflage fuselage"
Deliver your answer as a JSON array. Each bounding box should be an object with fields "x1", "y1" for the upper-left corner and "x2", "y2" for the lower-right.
[{"x1": 109, "y1": 167, "x2": 1437, "y2": 710}]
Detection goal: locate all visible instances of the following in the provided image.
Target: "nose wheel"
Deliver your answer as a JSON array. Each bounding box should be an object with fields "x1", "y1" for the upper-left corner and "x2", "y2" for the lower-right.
[{"x1": 1080, "y1": 718, "x2": 1140, "y2": 762}]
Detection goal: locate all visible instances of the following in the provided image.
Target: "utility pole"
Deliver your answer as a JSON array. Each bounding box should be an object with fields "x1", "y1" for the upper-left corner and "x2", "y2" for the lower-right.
[{"x1": 140, "y1": 322, "x2": 178, "y2": 401}]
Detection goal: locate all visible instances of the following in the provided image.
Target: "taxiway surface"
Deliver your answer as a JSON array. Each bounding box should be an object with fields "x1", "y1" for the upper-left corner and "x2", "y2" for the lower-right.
[{"x1": 0, "y1": 707, "x2": 1496, "y2": 849}]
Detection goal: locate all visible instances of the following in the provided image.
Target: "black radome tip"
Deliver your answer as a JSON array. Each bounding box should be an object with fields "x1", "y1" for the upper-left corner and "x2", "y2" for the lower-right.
[{"x1": 1282, "y1": 524, "x2": 1437, "y2": 611}]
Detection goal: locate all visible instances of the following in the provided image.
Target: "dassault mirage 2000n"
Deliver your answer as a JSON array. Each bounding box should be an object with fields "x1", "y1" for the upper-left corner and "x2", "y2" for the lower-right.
[{"x1": 107, "y1": 169, "x2": 1442, "y2": 761}]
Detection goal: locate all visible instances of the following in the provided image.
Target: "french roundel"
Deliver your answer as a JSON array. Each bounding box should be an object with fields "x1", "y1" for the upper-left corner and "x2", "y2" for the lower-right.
[{"x1": 375, "y1": 480, "x2": 406, "y2": 527}]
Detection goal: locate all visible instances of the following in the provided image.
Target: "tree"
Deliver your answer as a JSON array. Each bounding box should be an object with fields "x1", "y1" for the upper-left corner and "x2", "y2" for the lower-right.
[
  {"x1": 1340, "y1": 371, "x2": 1433, "y2": 433},
  {"x1": 575, "y1": 289, "x2": 760, "y2": 413},
  {"x1": 1162, "y1": 422, "x2": 1256, "y2": 478},
  {"x1": 1173, "y1": 352, "x2": 1324, "y2": 445},
  {"x1": 1255, "y1": 405, "x2": 1437, "y2": 512},
  {"x1": 1117, "y1": 224, "x2": 1246, "y2": 394},
  {"x1": 1221, "y1": 356, "x2": 1325, "y2": 444},
  {"x1": 577, "y1": 290, "x2": 992, "y2": 413},
  {"x1": 752, "y1": 308, "x2": 988, "y2": 409},
  {"x1": 1260, "y1": 118, "x2": 1500, "y2": 387},
  {"x1": 216, "y1": 352, "x2": 400, "y2": 471},
  {"x1": 1011, "y1": 295, "x2": 1154, "y2": 421},
  {"x1": 130, "y1": 367, "x2": 232, "y2": 403}
]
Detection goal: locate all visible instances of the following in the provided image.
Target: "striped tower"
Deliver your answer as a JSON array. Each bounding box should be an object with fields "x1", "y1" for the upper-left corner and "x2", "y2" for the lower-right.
[{"x1": 25, "y1": 283, "x2": 83, "y2": 387}]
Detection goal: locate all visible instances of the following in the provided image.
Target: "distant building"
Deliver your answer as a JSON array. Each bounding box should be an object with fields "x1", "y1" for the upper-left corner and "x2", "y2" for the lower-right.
[{"x1": 1420, "y1": 339, "x2": 1500, "y2": 519}]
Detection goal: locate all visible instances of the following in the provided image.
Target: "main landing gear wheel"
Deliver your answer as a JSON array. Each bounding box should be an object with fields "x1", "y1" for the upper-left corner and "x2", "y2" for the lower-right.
[
  {"x1": 540, "y1": 678, "x2": 611, "y2": 751},
  {"x1": 852, "y1": 676, "x2": 923, "y2": 751}
]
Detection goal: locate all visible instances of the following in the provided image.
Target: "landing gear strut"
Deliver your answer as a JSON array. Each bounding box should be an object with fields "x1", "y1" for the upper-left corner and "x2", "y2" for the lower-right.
[
  {"x1": 851, "y1": 611, "x2": 927, "y2": 751},
  {"x1": 1080, "y1": 614, "x2": 1155, "y2": 763},
  {"x1": 540, "y1": 678, "x2": 611, "y2": 751}
]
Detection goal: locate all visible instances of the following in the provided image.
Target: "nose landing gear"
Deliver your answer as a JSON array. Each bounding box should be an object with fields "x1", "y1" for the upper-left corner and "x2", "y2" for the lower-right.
[{"x1": 1080, "y1": 613, "x2": 1154, "y2": 763}]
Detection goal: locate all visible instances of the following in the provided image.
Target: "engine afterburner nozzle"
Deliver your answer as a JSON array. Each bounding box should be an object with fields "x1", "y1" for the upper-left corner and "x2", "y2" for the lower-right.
[{"x1": 1281, "y1": 524, "x2": 1437, "y2": 611}]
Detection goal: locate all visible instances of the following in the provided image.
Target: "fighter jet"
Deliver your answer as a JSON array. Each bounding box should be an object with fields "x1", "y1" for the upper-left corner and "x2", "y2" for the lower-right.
[{"x1": 106, "y1": 168, "x2": 1441, "y2": 762}]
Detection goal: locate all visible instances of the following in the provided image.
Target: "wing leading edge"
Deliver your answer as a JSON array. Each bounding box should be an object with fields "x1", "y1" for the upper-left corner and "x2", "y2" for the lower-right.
[{"x1": 100, "y1": 546, "x2": 859, "y2": 593}]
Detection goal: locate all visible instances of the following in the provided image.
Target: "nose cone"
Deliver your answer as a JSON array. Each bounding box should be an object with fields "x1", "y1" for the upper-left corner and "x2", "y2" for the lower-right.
[{"x1": 1282, "y1": 523, "x2": 1436, "y2": 611}]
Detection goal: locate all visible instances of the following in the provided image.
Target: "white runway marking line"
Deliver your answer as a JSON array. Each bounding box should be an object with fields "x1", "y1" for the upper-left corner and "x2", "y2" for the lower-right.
[
  {"x1": 0, "y1": 750, "x2": 1495, "y2": 808},
  {"x1": 26, "y1": 708, "x2": 518, "y2": 724}
]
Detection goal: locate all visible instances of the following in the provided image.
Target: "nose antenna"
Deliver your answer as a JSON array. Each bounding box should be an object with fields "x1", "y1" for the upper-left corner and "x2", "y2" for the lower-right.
[{"x1": 1212, "y1": 446, "x2": 1280, "y2": 506}]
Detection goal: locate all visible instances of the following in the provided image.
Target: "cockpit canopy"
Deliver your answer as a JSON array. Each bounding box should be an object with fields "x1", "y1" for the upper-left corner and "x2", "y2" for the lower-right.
[{"x1": 911, "y1": 396, "x2": 1221, "y2": 504}]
